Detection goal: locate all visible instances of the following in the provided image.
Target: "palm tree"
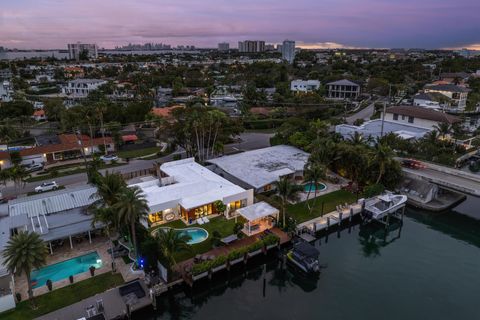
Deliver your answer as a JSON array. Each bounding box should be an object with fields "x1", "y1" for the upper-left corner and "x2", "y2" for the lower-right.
[
  {"x1": 155, "y1": 228, "x2": 191, "y2": 271},
  {"x1": 303, "y1": 162, "x2": 327, "y2": 213},
  {"x1": 274, "y1": 177, "x2": 302, "y2": 228},
  {"x1": 91, "y1": 171, "x2": 127, "y2": 207},
  {"x1": 9, "y1": 165, "x2": 30, "y2": 189},
  {"x1": 0, "y1": 169, "x2": 11, "y2": 186},
  {"x1": 2, "y1": 232, "x2": 48, "y2": 304},
  {"x1": 348, "y1": 131, "x2": 365, "y2": 145},
  {"x1": 433, "y1": 122, "x2": 452, "y2": 140},
  {"x1": 90, "y1": 207, "x2": 118, "y2": 271},
  {"x1": 114, "y1": 186, "x2": 149, "y2": 262},
  {"x1": 373, "y1": 143, "x2": 395, "y2": 184}
]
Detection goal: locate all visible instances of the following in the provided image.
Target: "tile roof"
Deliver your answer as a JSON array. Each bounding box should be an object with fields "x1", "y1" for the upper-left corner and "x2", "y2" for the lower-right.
[
  {"x1": 19, "y1": 135, "x2": 113, "y2": 156},
  {"x1": 386, "y1": 106, "x2": 461, "y2": 124}
]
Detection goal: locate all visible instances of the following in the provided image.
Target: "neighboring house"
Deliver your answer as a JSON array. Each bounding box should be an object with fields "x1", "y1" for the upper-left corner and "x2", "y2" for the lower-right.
[
  {"x1": 63, "y1": 79, "x2": 107, "y2": 97},
  {"x1": 18, "y1": 134, "x2": 114, "y2": 165},
  {"x1": 150, "y1": 105, "x2": 183, "y2": 121},
  {"x1": 326, "y1": 79, "x2": 360, "y2": 99},
  {"x1": 384, "y1": 106, "x2": 461, "y2": 130},
  {"x1": 63, "y1": 66, "x2": 85, "y2": 79},
  {"x1": 135, "y1": 158, "x2": 254, "y2": 225},
  {"x1": 290, "y1": 80, "x2": 320, "y2": 93},
  {"x1": 439, "y1": 72, "x2": 471, "y2": 84},
  {"x1": 335, "y1": 119, "x2": 431, "y2": 141},
  {"x1": 0, "y1": 81, "x2": 13, "y2": 102},
  {"x1": 413, "y1": 92, "x2": 451, "y2": 109},
  {"x1": 156, "y1": 86, "x2": 173, "y2": 107},
  {"x1": 207, "y1": 145, "x2": 309, "y2": 193},
  {"x1": 0, "y1": 69, "x2": 12, "y2": 80},
  {"x1": 32, "y1": 109, "x2": 47, "y2": 121},
  {"x1": 424, "y1": 84, "x2": 469, "y2": 111}
]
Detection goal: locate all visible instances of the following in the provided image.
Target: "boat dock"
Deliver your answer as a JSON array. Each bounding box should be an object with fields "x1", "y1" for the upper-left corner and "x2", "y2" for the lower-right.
[
  {"x1": 35, "y1": 279, "x2": 152, "y2": 320},
  {"x1": 296, "y1": 201, "x2": 364, "y2": 236}
]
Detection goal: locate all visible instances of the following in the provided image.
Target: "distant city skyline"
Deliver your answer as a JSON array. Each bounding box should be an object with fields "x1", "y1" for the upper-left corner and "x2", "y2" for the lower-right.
[{"x1": 1, "y1": 0, "x2": 479, "y2": 50}]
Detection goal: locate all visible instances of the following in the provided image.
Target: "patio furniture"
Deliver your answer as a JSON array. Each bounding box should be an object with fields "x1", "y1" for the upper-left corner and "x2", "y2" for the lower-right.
[
  {"x1": 202, "y1": 216, "x2": 210, "y2": 223},
  {"x1": 221, "y1": 234, "x2": 238, "y2": 245},
  {"x1": 197, "y1": 218, "x2": 204, "y2": 225}
]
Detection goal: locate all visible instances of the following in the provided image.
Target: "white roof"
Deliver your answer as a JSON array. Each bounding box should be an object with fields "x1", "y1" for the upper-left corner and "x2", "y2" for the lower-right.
[
  {"x1": 8, "y1": 187, "x2": 97, "y2": 217},
  {"x1": 132, "y1": 158, "x2": 247, "y2": 211},
  {"x1": 236, "y1": 201, "x2": 279, "y2": 221},
  {"x1": 207, "y1": 145, "x2": 309, "y2": 189}
]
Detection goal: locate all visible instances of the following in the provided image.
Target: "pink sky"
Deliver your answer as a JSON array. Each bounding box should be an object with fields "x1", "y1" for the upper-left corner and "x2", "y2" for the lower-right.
[{"x1": 1, "y1": 0, "x2": 479, "y2": 49}]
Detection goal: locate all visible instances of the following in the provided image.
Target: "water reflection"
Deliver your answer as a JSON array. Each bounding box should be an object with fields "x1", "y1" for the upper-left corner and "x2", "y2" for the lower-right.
[{"x1": 358, "y1": 221, "x2": 403, "y2": 257}]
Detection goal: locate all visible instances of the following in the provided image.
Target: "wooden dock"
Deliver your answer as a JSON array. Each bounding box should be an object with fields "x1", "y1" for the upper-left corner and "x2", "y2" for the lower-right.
[{"x1": 296, "y1": 202, "x2": 363, "y2": 235}]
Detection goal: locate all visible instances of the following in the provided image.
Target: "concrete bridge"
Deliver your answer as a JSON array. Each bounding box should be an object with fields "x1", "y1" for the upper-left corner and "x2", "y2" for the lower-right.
[{"x1": 402, "y1": 161, "x2": 480, "y2": 197}]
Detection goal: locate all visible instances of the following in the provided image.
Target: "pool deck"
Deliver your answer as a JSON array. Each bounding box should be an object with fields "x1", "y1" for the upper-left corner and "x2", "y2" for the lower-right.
[{"x1": 15, "y1": 235, "x2": 142, "y2": 300}]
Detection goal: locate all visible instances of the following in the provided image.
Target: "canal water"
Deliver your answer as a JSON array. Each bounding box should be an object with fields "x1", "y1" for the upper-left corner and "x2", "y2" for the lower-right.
[{"x1": 138, "y1": 196, "x2": 480, "y2": 320}]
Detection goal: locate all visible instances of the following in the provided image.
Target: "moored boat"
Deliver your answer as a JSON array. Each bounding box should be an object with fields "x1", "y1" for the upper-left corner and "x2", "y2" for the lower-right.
[{"x1": 287, "y1": 241, "x2": 320, "y2": 273}]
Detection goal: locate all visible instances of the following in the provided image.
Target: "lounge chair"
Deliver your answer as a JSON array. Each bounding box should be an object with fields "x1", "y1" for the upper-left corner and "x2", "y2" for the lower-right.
[
  {"x1": 197, "y1": 218, "x2": 204, "y2": 225},
  {"x1": 202, "y1": 216, "x2": 210, "y2": 223}
]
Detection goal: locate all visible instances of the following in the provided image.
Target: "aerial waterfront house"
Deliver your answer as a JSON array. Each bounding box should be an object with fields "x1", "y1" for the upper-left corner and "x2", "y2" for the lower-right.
[
  {"x1": 383, "y1": 106, "x2": 461, "y2": 131},
  {"x1": 136, "y1": 158, "x2": 254, "y2": 225},
  {"x1": 207, "y1": 145, "x2": 309, "y2": 193}
]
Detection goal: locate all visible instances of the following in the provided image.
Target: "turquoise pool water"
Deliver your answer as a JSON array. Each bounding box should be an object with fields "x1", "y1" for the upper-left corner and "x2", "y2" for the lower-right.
[
  {"x1": 31, "y1": 251, "x2": 102, "y2": 288},
  {"x1": 303, "y1": 182, "x2": 327, "y2": 192},
  {"x1": 157, "y1": 227, "x2": 209, "y2": 245}
]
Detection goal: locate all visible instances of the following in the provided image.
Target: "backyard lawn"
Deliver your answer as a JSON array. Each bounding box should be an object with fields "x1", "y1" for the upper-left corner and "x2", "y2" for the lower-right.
[
  {"x1": 0, "y1": 272, "x2": 124, "y2": 320},
  {"x1": 287, "y1": 189, "x2": 357, "y2": 224},
  {"x1": 152, "y1": 216, "x2": 244, "y2": 262}
]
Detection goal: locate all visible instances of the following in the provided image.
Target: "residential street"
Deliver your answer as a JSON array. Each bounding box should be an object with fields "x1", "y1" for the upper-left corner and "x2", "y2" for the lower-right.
[
  {"x1": 345, "y1": 101, "x2": 375, "y2": 124},
  {"x1": 1, "y1": 132, "x2": 273, "y2": 198}
]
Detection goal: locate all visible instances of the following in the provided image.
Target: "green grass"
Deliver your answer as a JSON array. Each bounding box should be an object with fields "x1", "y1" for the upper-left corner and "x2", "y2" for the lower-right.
[
  {"x1": 117, "y1": 147, "x2": 161, "y2": 159},
  {"x1": 152, "y1": 216, "x2": 244, "y2": 262},
  {"x1": 25, "y1": 163, "x2": 124, "y2": 183},
  {"x1": 0, "y1": 273, "x2": 124, "y2": 320},
  {"x1": 287, "y1": 189, "x2": 357, "y2": 224}
]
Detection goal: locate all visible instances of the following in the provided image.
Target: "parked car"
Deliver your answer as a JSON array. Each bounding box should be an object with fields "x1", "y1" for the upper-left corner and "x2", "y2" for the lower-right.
[
  {"x1": 25, "y1": 163, "x2": 44, "y2": 173},
  {"x1": 100, "y1": 154, "x2": 119, "y2": 162},
  {"x1": 401, "y1": 159, "x2": 426, "y2": 170},
  {"x1": 35, "y1": 181, "x2": 59, "y2": 193}
]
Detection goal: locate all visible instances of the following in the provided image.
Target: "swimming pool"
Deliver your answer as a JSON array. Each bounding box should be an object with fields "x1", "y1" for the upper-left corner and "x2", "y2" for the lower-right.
[
  {"x1": 156, "y1": 227, "x2": 209, "y2": 245},
  {"x1": 30, "y1": 251, "x2": 102, "y2": 288},
  {"x1": 303, "y1": 182, "x2": 327, "y2": 192}
]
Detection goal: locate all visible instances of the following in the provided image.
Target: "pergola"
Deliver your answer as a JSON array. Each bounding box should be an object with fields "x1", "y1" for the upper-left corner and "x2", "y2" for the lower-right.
[{"x1": 235, "y1": 202, "x2": 279, "y2": 236}]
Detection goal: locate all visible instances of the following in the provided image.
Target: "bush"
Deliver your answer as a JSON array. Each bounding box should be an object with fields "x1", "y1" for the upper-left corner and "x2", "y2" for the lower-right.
[
  {"x1": 227, "y1": 247, "x2": 248, "y2": 261},
  {"x1": 262, "y1": 234, "x2": 280, "y2": 246},
  {"x1": 211, "y1": 230, "x2": 222, "y2": 247},
  {"x1": 233, "y1": 222, "x2": 243, "y2": 236},
  {"x1": 363, "y1": 183, "x2": 385, "y2": 198},
  {"x1": 15, "y1": 292, "x2": 21, "y2": 302},
  {"x1": 247, "y1": 240, "x2": 264, "y2": 253},
  {"x1": 191, "y1": 260, "x2": 212, "y2": 275}
]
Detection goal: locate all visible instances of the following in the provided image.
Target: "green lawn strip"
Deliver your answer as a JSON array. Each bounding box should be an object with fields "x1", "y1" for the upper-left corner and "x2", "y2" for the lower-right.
[
  {"x1": 287, "y1": 190, "x2": 357, "y2": 224},
  {"x1": 152, "y1": 216, "x2": 244, "y2": 262},
  {"x1": 117, "y1": 147, "x2": 161, "y2": 159},
  {"x1": 0, "y1": 273, "x2": 124, "y2": 320},
  {"x1": 25, "y1": 163, "x2": 124, "y2": 183}
]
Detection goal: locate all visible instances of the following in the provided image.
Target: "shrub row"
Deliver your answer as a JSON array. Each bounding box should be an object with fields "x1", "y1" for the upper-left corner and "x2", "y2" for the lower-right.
[{"x1": 191, "y1": 234, "x2": 280, "y2": 275}]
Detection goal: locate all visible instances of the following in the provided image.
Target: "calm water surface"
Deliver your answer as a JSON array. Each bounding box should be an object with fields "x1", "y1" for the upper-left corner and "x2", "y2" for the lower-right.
[{"x1": 138, "y1": 196, "x2": 480, "y2": 320}]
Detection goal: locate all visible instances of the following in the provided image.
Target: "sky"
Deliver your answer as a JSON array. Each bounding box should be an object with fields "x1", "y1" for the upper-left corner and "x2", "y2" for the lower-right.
[{"x1": 1, "y1": 0, "x2": 479, "y2": 50}]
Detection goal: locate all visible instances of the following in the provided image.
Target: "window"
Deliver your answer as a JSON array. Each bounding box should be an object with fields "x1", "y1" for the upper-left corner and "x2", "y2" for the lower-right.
[
  {"x1": 393, "y1": 113, "x2": 398, "y2": 120},
  {"x1": 408, "y1": 116, "x2": 414, "y2": 123}
]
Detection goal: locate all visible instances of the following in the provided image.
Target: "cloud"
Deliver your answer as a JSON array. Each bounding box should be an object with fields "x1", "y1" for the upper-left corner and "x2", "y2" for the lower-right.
[{"x1": 0, "y1": 0, "x2": 479, "y2": 49}]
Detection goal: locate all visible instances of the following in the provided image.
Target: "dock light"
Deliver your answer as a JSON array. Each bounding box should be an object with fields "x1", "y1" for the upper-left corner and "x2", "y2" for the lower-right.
[{"x1": 96, "y1": 259, "x2": 102, "y2": 264}]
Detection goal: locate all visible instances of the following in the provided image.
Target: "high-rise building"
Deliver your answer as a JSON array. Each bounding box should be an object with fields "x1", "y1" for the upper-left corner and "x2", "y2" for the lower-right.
[
  {"x1": 238, "y1": 40, "x2": 266, "y2": 53},
  {"x1": 281, "y1": 40, "x2": 296, "y2": 64},
  {"x1": 67, "y1": 42, "x2": 98, "y2": 60},
  {"x1": 218, "y1": 42, "x2": 230, "y2": 51}
]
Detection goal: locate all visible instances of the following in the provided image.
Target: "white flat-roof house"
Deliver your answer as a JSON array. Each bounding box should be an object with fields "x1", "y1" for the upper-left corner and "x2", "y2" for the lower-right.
[
  {"x1": 326, "y1": 79, "x2": 360, "y2": 99},
  {"x1": 134, "y1": 158, "x2": 254, "y2": 224},
  {"x1": 207, "y1": 145, "x2": 309, "y2": 193},
  {"x1": 290, "y1": 80, "x2": 320, "y2": 93},
  {"x1": 63, "y1": 79, "x2": 108, "y2": 98}
]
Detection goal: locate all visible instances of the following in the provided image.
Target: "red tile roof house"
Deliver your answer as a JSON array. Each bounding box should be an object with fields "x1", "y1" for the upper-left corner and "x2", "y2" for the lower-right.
[{"x1": 18, "y1": 134, "x2": 115, "y2": 165}]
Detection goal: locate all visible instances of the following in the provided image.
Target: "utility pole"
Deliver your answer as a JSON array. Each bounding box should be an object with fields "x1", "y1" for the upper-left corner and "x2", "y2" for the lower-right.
[
  {"x1": 75, "y1": 128, "x2": 90, "y2": 178},
  {"x1": 380, "y1": 84, "x2": 392, "y2": 138}
]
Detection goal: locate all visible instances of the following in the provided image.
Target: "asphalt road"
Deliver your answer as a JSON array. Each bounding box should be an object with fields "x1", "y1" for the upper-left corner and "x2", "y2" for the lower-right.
[
  {"x1": 1, "y1": 132, "x2": 273, "y2": 198},
  {"x1": 346, "y1": 101, "x2": 375, "y2": 124}
]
